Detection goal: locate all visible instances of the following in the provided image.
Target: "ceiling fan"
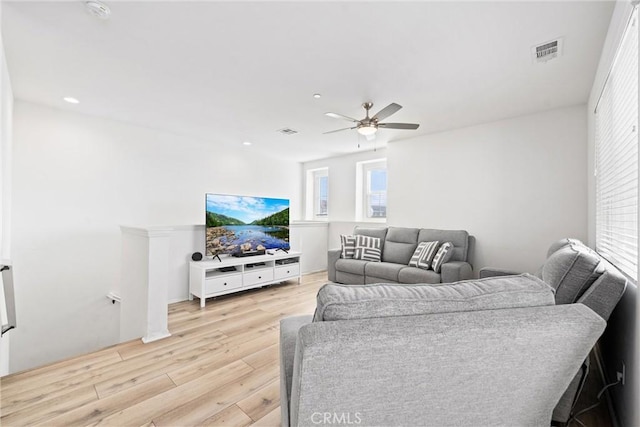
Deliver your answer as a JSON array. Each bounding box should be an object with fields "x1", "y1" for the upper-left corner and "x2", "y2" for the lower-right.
[{"x1": 324, "y1": 102, "x2": 420, "y2": 138}]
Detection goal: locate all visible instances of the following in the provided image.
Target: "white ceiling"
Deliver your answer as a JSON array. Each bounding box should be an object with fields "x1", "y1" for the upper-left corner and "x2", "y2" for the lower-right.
[{"x1": 3, "y1": 1, "x2": 614, "y2": 162}]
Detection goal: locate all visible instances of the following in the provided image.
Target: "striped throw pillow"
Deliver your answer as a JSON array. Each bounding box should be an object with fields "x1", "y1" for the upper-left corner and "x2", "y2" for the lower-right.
[
  {"x1": 432, "y1": 242, "x2": 454, "y2": 273},
  {"x1": 409, "y1": 241, "x2": 440, "y2": 270},
  {"x1": 353, "y1": 235, "x2": 382, "y2": 262},
  {"x1": 340, "y1": 235, "x2": 357, "y2": 259}
]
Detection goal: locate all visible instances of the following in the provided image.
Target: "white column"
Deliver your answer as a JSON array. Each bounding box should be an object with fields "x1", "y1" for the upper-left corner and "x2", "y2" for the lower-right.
[{"x1": 120, "y1": 226, "x2": 172, "y2": 344}]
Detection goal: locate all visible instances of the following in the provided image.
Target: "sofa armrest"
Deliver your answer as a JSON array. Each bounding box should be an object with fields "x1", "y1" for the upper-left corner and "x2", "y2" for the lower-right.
[
  {"x1": 575, "y1": 272, "x2": 627, "y2": 321},
  {"x1": 327, "y1": 249, "x2": 341, "y2": 282},
  {"x1": 479, "y1": 267, "x2": 522, "y2": 279},
  {"x1": 280, "y1": 315, "x2": 314, "y2": 427},
  {"x1": 440, "y1": 261, "x2": 473, "y2": 283}
]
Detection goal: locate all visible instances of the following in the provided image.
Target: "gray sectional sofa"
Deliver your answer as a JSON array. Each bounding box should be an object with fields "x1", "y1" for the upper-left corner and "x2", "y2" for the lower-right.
[
  {"x1": 280, "y1": 237, "x2": 627, "y2": 426},
  {"x1": 328, "y1": 226, "x2": 474, "y2": 284},
  {"x1": 280, "y1": 274, "x2": 605, "y2": 426},
  {"x1": 481, "y1": 237, "x2": 628, "y2": 423}
]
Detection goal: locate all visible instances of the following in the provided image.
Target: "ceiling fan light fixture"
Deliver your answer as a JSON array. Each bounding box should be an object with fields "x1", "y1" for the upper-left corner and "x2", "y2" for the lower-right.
[
  {"x1": 85, "y1": 1, "x2": 111, "y2": 19},
  {"x1": 357, "y1": 125, "x2": 377, "y2": 136}
]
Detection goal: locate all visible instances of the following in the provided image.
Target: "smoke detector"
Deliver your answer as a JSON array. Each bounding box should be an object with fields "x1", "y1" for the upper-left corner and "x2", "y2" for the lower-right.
[
  {"x1": 85, "y1": 1, "x2": 111, "y2": 20},
  {"x1": 532, "y1": 38, "x2": 563, "y2": 63}
]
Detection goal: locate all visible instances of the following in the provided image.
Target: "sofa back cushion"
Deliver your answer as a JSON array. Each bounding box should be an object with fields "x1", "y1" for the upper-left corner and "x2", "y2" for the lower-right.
[
  {"x1": 576, "y1": 258, "x2": 627, "y2": 320},
  {"x1": 541, "y1": 242, "x2": 604, "y2": 304},
  {"x1": 546, "y1": 238, "x2": 584, "y2": 258},
  {"x1": 381, "y1": 227, "x2": 419, "y2": 264},
  {"x1": 418, "y1": 229, "x2": 469, "y2": 262},
  {"x1": 313, "y1": 273, "x2": 555, "y2": 321}
]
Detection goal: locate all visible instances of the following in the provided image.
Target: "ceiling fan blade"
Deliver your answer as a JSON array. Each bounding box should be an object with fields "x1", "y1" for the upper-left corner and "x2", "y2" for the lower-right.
[
  {"x1": 323, "y1": 126, "x2": 357, "y2": 134},
  {"x1": 372, "y1": 103, "x2": 402, "y2": 121},
  {"x1": 378, "y1": 122, "x2": 420, "y2": 130},
  {"x1": 325, "y1": 112, "x2": 360, "y2": 123}
]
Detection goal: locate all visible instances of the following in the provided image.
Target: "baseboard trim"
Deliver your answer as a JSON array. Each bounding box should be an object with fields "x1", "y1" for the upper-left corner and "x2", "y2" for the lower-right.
[{"x1": 142, "y1": 330, "x2": 172, "y2": 344}]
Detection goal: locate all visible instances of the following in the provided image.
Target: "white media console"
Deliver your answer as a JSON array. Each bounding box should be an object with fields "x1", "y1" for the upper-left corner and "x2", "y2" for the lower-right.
[{"x1": 189, "y1": 250, "x2": 302, "y2": 307}]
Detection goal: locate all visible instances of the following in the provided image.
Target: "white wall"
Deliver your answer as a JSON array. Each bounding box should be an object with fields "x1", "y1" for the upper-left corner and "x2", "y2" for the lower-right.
[
  {"x1": 10, "y1": 101, "x2": 301, "y2": 372},
  {"x1": 388, "y1": 105, "x2": 588, "y2": 274},
  {"x1": 0, "y1": 0, "x2": 14, "y2": 376},
  {"x1": 303, "y1": 148, "x2": 387, "y2": 221}
]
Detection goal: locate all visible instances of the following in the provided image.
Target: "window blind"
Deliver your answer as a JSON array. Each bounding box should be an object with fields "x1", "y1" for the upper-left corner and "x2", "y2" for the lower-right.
[{"x1": 595, "y1": 8, "x2": 638, "y2": 281}]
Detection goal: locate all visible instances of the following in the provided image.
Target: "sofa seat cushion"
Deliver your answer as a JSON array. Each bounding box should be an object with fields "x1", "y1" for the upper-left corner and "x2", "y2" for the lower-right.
[
  {"x1": 364, "y1": 262, "x2": 405, "y2": 282},
  {"x1": 542, "y1": 242, "x2": 604, "y2": 304},
  {"x1": 335, "y1": 258, "x2": 368, "y2": 275},
  {"x1": 397, "y1": 266, "x2": 441, "y2": 284},
  {"x1": 335, "y1": 271, "x2": 366, "y2": 285},
  {"x1": 314, "y1": 273, "x2": 555, "y2": 321}
]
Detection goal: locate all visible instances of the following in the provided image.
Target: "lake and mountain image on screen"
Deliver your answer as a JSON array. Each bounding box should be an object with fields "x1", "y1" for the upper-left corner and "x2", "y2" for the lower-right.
[{"x1": 205, "y1": 194, "x2": 290, "y2": 256}]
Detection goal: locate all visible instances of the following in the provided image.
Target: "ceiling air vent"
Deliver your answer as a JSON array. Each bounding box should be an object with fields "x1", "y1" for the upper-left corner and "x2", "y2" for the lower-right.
[
  {"x1": 277, "y1": 128, "x2": 298, "y2": 135},
  {"x1": 532, "y1": 38, "x2": 563, "y2": 63}
]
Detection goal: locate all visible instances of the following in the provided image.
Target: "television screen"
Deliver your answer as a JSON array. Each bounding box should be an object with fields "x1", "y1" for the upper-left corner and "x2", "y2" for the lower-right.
[{"x1": 205, "y1": 194, "x2": 290, "y2": 256}]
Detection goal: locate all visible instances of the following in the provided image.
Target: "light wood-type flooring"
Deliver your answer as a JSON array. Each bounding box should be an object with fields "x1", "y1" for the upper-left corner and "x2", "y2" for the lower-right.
[{"x1": 0, "y1": 271, "x2": 612, "y2": 426}]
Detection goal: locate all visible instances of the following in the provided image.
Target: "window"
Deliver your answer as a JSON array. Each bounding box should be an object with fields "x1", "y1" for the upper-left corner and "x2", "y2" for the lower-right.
[
  {"x1": 306, "y1": 168, "x2": 328, "y2": 220},
  {"x1": 356, "y1": 159, "x2": 387, "y2": 221},
  {"x1": 595, "y1": 8, "x2": 638, "y2": 281},
  {"x1": 366, "y1": 167, "x2": 387, "y2": 218},
  {"x1": 316, "y1": 174, "x2": 328, "y2": 216}
]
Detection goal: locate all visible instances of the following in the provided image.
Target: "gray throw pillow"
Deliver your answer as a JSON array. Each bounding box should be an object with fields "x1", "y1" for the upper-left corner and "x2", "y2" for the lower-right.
[
  {"x1": 340, "y1": 234, "x2": 356, "y2": 259},
  {"x1": 432, "y1": 242, "x2": 454, "y2": 273},
  {"x1": 353, "y1": 235, "x2": 382, "y2": 262},
  {"x1": 408, "y1": 241, "x2": 439, "y2": 270}
]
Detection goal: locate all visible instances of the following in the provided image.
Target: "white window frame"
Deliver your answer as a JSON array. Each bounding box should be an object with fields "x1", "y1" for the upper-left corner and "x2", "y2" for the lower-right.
[
  {"x1": 595, "y1": 7, "x2": 638, "y2": 281},
  {"x1": 356, "y1": 159, "x2": 387, "y2": 222},
  {"x1": 305, "y1": 167, "x2": 328, "y2": 220}
]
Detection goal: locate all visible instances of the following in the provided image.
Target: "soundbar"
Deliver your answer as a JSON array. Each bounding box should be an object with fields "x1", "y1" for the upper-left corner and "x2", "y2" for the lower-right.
[{"x1": 232, "y1": 249, "x2": 266, "y2": 258}]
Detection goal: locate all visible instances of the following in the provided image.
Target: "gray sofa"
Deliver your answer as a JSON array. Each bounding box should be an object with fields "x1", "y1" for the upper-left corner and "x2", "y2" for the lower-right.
[
  {"x1": 480, "y1": 237, "x2": 628, "y2": 423},
  {"x1": 328, "y1": 226, "x2": 474, "y2": 284},
  {"x1": 280, "y1": 274, "x2": 605, "y2": 426}
]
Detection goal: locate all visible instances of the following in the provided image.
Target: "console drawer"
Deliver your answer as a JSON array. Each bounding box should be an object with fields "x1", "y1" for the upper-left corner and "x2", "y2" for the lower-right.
[
  {"x1": 244, "y1": 269, "x2": 274, "y2": 285},
  {"x1": 275, "y1": 264, "x2": 300, "y2": 280},
  {"x1": 205, "y1": 274, "x2": 242, "y2": 294}
]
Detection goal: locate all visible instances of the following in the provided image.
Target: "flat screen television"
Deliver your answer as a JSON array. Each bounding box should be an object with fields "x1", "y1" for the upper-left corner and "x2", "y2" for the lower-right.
[{"x1": 205, "y1": 193, "x2": 290, "y2": 257}]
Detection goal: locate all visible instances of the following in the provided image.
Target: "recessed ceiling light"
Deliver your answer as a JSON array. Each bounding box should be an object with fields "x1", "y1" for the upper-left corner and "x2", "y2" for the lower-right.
[
  {"x1": 63, "y1": 97, "x2": 80, "y2": 104},
  {"x1": 313, "y1": 93, "x2": 322, "y2": 99},
  {"x1": 243, "y1": 141, "x2": 252, "y2": 146}
]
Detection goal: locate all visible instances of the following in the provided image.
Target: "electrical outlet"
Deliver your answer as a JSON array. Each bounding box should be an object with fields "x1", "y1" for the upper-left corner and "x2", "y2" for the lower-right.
[{"x1": 616, "y1": 362, "x2": 626, "y2": 386}]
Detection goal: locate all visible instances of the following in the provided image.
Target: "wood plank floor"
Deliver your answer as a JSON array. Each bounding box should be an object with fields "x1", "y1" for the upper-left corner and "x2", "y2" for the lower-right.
[{"x1": 0, "y1": 271, "x2": 612, "y2": 426}]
